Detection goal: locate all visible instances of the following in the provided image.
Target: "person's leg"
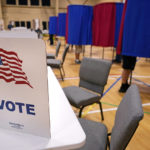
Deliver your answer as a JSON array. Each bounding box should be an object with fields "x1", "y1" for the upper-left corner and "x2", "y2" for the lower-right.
[
  {"x1": 122, "y1": 69, "x2": 131, "y2": 84},
  {"x1": 75, "y1": 53, "x2": 80, "y2": 60},
  {"x1": 50, "y1": 34, "x2": 54, "y2": 45},
  {"x1": 119, "y1": 69, "x2": 131, "y2": 92},
  {"x1": 119, "y1": 56, "x2": 136, "y2": 92},
  {"x1": 75, "y1": 45, "x2": 82, "y2": 64}
]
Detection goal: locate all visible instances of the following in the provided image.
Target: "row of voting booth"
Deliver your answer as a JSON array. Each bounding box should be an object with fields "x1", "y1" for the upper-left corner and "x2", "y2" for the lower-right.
[
  {"x1": 49, "y1": 1, "x2": 150, "y2": 58},
  {"x1": 49, "y1": 3, "x2": 124, "y2": 47},
  {"x1": 49, "y1": 13, "x2": 66, "y2": 37}
]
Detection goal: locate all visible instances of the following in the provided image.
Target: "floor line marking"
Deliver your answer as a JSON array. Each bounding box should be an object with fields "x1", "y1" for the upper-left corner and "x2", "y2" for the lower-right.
[
  {"x1": 58, "y1": 75, "x2": 150, "y2": 81},
  {"x1": 133, "y1": 78, "x2": 150, "y2": 87},
  {"x1": 142, "y1": 103, "x2": 150, "y2": 106},
  {"x1": 80, "y1": 103, "x2": 150, "y2": 115}
]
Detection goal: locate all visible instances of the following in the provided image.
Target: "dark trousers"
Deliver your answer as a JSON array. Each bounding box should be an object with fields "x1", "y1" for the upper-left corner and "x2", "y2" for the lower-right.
[{"x1": 49, "y1": 34, "x2": 54, "y2": 45}]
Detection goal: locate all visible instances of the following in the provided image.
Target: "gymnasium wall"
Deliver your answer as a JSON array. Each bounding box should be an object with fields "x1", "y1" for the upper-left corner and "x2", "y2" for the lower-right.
[{"x1": 0, "y1": 0, "x2": 123, "y2": 30}]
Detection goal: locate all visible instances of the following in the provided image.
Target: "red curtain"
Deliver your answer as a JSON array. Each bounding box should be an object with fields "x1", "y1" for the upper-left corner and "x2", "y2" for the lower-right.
[{"x1": 92, "y1": 3, "x2": 116, "y2": 47}]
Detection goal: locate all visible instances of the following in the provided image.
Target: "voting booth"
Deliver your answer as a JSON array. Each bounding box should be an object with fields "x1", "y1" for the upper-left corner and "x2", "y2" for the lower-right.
[
  {"x1": 0, "y1": 38, "x2": 50, "y2": 138},
  {"x1": 0, "y1": 38, "x2": 85, "y2": 150}
]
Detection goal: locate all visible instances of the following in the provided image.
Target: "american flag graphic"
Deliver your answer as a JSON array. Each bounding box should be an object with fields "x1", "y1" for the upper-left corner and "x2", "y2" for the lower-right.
[{"x1": 0, "y1": 48, "x2": 33, "y2": 88}]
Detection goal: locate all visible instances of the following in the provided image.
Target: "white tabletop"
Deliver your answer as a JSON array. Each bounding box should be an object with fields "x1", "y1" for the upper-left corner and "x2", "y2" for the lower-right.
[
  {"x1": 0, "y1": 30, "x2": 38, "y2": 38},
  {"x1": 0, "y1": 67, "x2": 86, "y2": 150}
]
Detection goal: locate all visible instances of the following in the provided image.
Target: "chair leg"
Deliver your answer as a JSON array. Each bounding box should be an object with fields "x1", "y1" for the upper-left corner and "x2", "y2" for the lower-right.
[
  {"x1": 59, "y1": 68, "x2": 64, "y2": 81},
  {"x1": 61, "y1": 66, "x2": 65, "y2": 76},
  {"x1": 79, "y1": 106, "x2": 85, "y2": 118},
  {"x1": 107, "y1": 136, "x2": 110, "y2": 149},
  {"x1": 98, "y1": 101, "x2": 104, "y2": 121}
]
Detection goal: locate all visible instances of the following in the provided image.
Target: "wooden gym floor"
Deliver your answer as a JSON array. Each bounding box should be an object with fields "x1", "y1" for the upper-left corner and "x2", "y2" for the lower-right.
[{"x1": 45, "y1": 37, "x2": 150, "y2": 150}]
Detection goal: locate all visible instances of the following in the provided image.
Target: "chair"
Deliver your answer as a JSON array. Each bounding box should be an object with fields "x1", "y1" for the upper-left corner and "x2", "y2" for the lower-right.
[
  {"x1": 47, "y1": 44, "x2": 69, "y2": 81},
  {"x1": 77, "y1": 85, "x2": 144, "y2": 150},
  {"x1": 63, "y1": 57, "x2": 112, "y2": 120},
  {"x1": 47, "y1": 40, "x2": 61, "y2": 59}
]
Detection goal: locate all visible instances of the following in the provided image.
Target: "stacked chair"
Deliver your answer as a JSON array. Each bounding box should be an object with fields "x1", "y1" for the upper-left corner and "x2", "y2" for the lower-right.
[
  {"x1": 47, "y1": 44, "x2": 69, "y2": 81},
  {"x1": 47, "y1": 40, "x2": 61, "y2": 59}
]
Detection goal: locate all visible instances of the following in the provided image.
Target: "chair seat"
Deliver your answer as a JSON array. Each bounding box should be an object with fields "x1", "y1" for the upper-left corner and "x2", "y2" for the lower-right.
[
  {"x1": 63, "y1": 86, "x2": 100, "y2": 108},
  {"x1": 47, "y1": 59, "x2": 61, "y2": 68},
  {"x1": 47, "y1": 53, "x2": 55, "y2": 59},
  {"x1": 77, "y1": 118, "x2": 108, "y2": 150}
]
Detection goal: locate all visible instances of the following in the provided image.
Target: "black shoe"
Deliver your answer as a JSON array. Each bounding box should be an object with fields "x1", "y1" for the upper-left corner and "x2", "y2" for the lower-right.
[
  {"x1": 112, "y1": 59, "x2": 121, "y2": 64},
  {"x1": 75, "y1": 59, "x2": 81, "y2": 64},
  {"x1": 119, "y1": 83, "x2": 130, "y2": 93}
]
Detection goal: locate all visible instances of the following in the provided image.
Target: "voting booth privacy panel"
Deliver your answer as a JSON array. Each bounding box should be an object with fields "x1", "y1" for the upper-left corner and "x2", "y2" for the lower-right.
[
  {"x1": 67, "y1": 5, "x2": 93, "y2": 45},
  {"x1": 114, "y1": 3, "x2": 124, "y2": 47},
  {"x1": 92, "y1": 3, "x2": 116, "y2": 47},
  {"x1": 66, "y1": 3, "x2": 124, "y2": 47},
  {"x1": 92, "y1": 2, "x2": 124, "y2": 47},
  {"x1": 0, "y1": 38, "x2": 50, "y2": 138},
  {"x1": 118, "y1": 0, "x2": 150, "y2": 58},
  {"x1": 49, "y1": 16, "x2": 58, "y2": 35},
  {"x1": 57, "y1": 13, "x2": 67, "y2": 37}
]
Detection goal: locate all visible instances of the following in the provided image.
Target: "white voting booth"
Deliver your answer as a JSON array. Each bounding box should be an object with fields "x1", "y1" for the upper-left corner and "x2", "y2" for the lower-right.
[
  {"x1": 0, "y1": 38, "x2": 85, "y2": 150},
  {"x1": 0, "y1": 38, "x2": 50, "y2": 137},
  {"x1": 0, "y1": 31, "x2": 38, "y2": 39}
]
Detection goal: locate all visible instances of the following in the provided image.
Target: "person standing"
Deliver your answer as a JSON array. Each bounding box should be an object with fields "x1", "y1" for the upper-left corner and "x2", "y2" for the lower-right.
[
  {"x1": 75, "y1": 45, "x2": 82, "y2": 64},
  {"x1": 7, "y1": 21, "x2": 13, "y2": 30}
]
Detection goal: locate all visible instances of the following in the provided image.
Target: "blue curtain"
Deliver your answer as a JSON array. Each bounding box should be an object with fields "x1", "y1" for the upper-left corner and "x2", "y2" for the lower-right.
[
  {"x1": 114, "y1": 3, "x2": 124, "y2": 47},
  {"x1": 122, "y1": 0, "x2": 150, "y2": 58},
  {"x1": 49, "y1": 16, "x2": 57, "y2": 35},
  {"x1": 67, "y1": 5, "x2": 93, "y2": 45},
  {"x1": 57, "y1": 13, "x2": 66, "y2": 36}
]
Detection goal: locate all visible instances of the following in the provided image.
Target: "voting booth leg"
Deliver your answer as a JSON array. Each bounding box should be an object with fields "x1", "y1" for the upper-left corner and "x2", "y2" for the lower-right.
[
  {"x1": 82, "y1": 46, "x2": 85, "y2": 57},
  {"x1": 112, "y1": 47, "x2": 115, "y2": 60},
  {"x1": 90, "y1": 46, "x2": 92, "y2": 57},
  {"x1": 102, "y1": 47, "x2": 104, "y2": 59}
]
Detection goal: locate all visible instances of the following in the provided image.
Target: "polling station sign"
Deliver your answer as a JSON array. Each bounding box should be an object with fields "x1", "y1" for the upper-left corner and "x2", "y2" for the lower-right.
[{"x1": 0, "y1": 38, "x2": 50, "y2": 138}]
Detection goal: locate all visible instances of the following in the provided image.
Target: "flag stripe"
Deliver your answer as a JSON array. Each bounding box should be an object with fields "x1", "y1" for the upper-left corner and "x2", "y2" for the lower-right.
[
  {"x1": 3, "y1": 61, "x2": 22, "y2": 68},
  {"x1": 0, "y1": 75, "x2": 15, "y2": 82},
  {"x1": 0, "y1": 71, "x2": 13, "y2": 76},
  {"x1": 0, "y1": 68, "x2": 25, "y2": 75},
  {"x1": 1, "y1": 55, "x2": 22, "y2": 66},
  {"x1": 0, "y1": 48, "x2": 22, "y2": 63},
  {"x1": 13, "y1": 75, "x2": 27, "y2": 80},
  {"x1": 0, "y1": 71, "x2": 27, "y2": 81},
  {"x1": 0, "y1": 48, "x2": 33, "y2": 88},
  {"x1": 16, "y1": 81, "x2": 33, "y2": 88},
  {"x1": 1, "y1": 64, "x2": 22, "y2": 72}
]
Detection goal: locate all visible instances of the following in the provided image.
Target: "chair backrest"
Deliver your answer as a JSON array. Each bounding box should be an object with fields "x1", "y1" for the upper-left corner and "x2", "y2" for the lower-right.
[
  {"x1": 61, "y1": 44, "x2": 69, "y2": 65},
  {"x1": 79, "y1": 57, "x2": 112, "y2": 94},
  {"x1": 110, "y1": 85, "x2": 144, "y2": 150},
  {"x1": 55, "y1": 40, "x2": 61, "y2": 57}
]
